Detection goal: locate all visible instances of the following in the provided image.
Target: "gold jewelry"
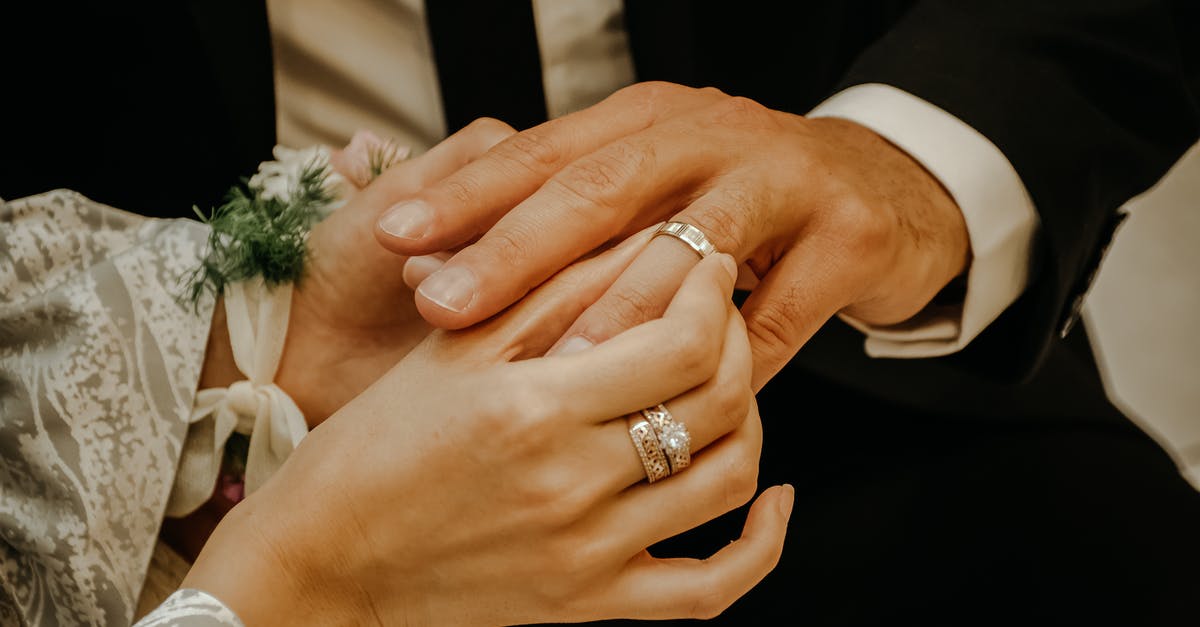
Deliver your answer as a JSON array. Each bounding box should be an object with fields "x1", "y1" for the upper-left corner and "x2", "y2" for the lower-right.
[
  {"x1": 628, "y1": 417, "x2": 671, "y2": 483},
  {"x1": 653, "y1": 221, "x2": 718, "y2": 259},
  {"x1": 642, "y1": 404, "x2": 691, "y2": 473}
]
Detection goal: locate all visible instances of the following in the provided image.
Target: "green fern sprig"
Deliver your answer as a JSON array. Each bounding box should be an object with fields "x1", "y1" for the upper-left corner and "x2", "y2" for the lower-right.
[
  {"x1": 186, "y1": 158, "x2": 335, "y2": 306},
  {"x1": 367, "y1": 140, "x2": 405, "y2": 182}
]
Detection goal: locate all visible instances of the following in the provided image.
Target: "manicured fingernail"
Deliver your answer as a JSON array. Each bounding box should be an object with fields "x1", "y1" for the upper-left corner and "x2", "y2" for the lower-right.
[
  {"x1": 418, "y1": 265, "x2": 476, "y2": 313},
  {"x1": 552, "y1": 335, "x2": 594, "y2": 356},
  {"x1": 716, "y1": 253, "x2": 738, "y2": 281},
  {"x1": 779, "y1": 484, "x2": 795, "y2": 518},
  {"x1": 403, "y1": 255, "x2": 446, "y2": 287},
  {"x1": 379, "y1": 200, "x2": 433, "y2": 240}
]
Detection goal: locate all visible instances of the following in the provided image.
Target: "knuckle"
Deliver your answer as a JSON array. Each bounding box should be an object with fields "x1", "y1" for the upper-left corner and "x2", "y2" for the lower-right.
[
  {"x1": 713, "y1": 379, "x2": 752, "y2": 436},
  {"x1": 823, "y1": 193, "x2": 893, "y2": 259},
  {"x1": 669, "y1": 330, "x2": 721, "y2": 382},
  {"x1": 723, "y1": 453, "x2": 759, "y2": 510},
  {"x1": 483, "y1": 223, "x2": 540, "y2": 269},
  {"x1": 618, "y1": 80, "x2": 683, "y2": 104},
  {"x1": 547, "y1": 140, "x2": 650, "y2": 216},
  {"x1": 598, "y1": 281, "x2": 666, "y2": 332},
  {"x1": 612, "y1": 81, "x2": 691, "y2": 125},
  {"x1": 708, "y1": 95, "x2": 778, "y2": 131},
  {"x1": 683, "y1": 187, "x2": 757, "y2": 253},
  {"x1": 466, "y1": 116, "x2": 515, "y2": 137},
  {"x1": 486, "y1": 378, "x2": 560, "y2": 447},
  {"x1": 744, "y1": 299, "x2": 801, "y2": 360},
  {"x1": 697, "y1": 85, "x2": 729, "y2": 99},
  {"x1": 687, "y1": 577, "x2": 734, "y2": 620},
  {"x1": 441, "y1": 172, "x2": 483, "y2": 206},
  {"x1": 528, "y1": 475, "x2": 585, "y2": 526},
  {"x1": 501, "y1": 127, "x2": 567, "y2": 172}
]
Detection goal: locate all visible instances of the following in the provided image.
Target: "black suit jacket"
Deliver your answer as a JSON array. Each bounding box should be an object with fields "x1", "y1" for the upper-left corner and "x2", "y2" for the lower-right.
[{"x1": 2, "y1": 0, "x2": 1196, "y2": 422}]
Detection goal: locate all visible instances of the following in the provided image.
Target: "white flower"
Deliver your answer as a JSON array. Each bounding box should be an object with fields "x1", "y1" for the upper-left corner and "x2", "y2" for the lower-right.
[{"x1": 247, "y1": 144, "x2": 349, "y2": 204}]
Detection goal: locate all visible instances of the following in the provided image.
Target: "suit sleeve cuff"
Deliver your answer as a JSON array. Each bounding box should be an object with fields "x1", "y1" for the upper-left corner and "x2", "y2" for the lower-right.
[{"x1": 808, "y1": 83, "x2": 1040, "y2": 358}]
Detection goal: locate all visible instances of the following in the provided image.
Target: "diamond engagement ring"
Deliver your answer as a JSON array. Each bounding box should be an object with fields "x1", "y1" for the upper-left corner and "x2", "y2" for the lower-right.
[
  {"x1": 642, "y1": 404, "x2": 691, "y2": 473},
  {"x1": 654, "y1": 221, "x2": 718, "y2": 259}
]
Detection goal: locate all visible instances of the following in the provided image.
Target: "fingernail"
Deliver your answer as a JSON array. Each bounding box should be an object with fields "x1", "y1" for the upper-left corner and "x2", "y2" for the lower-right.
[
  {"x1": 418, "y1": 265, "x2": 476, "y2": 313},
  {"x1": 403, "y1": 255, "x2": 446, "y2": 287},
  {"x1": 778, "y1": 484, "x2": 795, "y2": 518},
  {"x1": 551, "y1": 335, "x2": 594, "y2": 356},
  {"x1": 716, "y1": 253, "x2": 738, "y2": 281},
  {"x1": 379, "y1": 200, "x2": 433, "y2": 240}
]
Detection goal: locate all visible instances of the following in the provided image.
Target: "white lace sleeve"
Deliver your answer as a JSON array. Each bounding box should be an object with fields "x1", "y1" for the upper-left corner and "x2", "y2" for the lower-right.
[
  {"x1": 133, "y1": 589, "x2": 243, "y2": 627},
  {"x1": 0, "y1": 191, "x2": 215, "y2": 626}
]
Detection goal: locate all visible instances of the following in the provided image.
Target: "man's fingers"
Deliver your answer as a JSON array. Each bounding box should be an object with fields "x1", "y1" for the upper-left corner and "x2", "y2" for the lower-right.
[
  {"x1": 742, "y1": 241, "x2": 855, "y2": 391},
  {"x1": 598, "y1": 484, "x2": 793, "y2": 621},
  {"x1": 551, "y1": 179, "x2": 777, "y2": 351},
  {"x1": 375, "y1": 82, "x2": 722, "y2": 257},
  {"x1": 368, "y1": 118, "x2": 516, "y2": 242},
  {"x1": 306, "y1": 120, "x2": 516, "y2": 300},
  {"x1": 408, "y1": 122, "x2": 725, "y2": 329},
  {"x1": 402, "y1": 252, "x2": 452, "y2": 289},
  {"x1": 549, "y1": 235, "x2": 699, "y2": 354}
]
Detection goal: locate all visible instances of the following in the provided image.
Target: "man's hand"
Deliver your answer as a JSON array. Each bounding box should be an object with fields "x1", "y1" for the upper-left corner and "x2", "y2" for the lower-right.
[{"x1": 375, "y1": 82, "x2": 970, "y2": 389}]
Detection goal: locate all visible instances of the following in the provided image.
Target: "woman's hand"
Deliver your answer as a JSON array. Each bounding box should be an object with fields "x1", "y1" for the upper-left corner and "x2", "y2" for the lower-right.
[
  {"x1": 200, "y1": 119, "x2": 521, "y2": 424},
  {"x1": 183, "y1": 246, "x2": 793, "y2": 625}
]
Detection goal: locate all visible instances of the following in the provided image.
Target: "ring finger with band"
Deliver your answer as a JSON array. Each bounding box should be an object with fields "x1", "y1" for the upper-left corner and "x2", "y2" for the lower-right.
[{"x1": 598, "y1": 304, "x2": 752, "y2": 493}]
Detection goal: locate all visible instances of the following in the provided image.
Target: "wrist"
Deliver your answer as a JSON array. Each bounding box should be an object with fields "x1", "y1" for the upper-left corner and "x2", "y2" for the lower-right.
[
  {"x1": 811, "y1": 117, "x2": 970, "y2": 325},
  {"x1": 181, "y1": 494, "x2": 365, "y2": 626},
  {"x1": 198, "y1": 290, "x2": 325, "y2": 425}
]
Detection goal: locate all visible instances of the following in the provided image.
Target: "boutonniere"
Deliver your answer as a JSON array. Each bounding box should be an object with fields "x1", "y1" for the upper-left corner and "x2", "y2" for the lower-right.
[
  {"x1": 186, "y1": 134, "x2": 407, "y2": 306},
  {"x1": 176, "y1": 132, "x2": 406, "y2": 510}
]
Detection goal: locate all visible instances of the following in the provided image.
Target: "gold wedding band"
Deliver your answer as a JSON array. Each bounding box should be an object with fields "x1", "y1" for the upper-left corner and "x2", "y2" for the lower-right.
[
  {"x1": 653, "y1": 221, "x2": 718, "y2": 259},
  {"x1": 628, "y1": 417, "x2": 671, "y2": 483}
]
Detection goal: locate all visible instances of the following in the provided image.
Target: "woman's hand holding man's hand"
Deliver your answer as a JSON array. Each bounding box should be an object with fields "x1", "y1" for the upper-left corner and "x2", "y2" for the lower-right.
[{"x1": 186, "y1": 237, "x2": 792, "y2": 625}]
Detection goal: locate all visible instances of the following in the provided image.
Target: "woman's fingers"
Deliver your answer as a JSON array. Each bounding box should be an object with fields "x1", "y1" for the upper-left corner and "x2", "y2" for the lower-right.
[
  {"x1": 547, "y1": 233, "x2": 706, "y2": 356},
  {"x1": 599, "y1": 483, "x2": 794, "y2": 621},
  {"x1": 548, "y1": 175, "x2": 781, "y2": 355},
  {"x1": 581, "y1": 306, "x2": 753, "y2": 493},
  {"x1": 517, "y1": 252, "x2": 738, "y2": 421},
  {"x1": 578, "y1": 392, "x2": 762, "y2": 562},
  {"x1": 309, "y1": 120, "x2": 519, "y2": 303},
  {"x1": 452, "y1": 226, "x2": 657, "y2": 361}
]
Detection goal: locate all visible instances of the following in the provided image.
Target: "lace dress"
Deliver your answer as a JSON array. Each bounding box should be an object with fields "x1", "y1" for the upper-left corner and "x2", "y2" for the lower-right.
[{"x1": 1, "y1": 191, "x2": 241, "y2": 625}]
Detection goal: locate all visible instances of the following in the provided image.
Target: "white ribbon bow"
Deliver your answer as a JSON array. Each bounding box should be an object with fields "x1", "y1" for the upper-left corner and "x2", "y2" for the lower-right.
[{"x1": 166, "y1": 279, "x2": 308, "y2": 517}]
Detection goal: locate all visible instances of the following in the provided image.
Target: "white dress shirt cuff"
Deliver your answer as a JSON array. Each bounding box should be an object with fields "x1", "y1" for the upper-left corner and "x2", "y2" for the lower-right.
[{"x1": 808, "y1": 83, "x2": 1040, "y2": 358}]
